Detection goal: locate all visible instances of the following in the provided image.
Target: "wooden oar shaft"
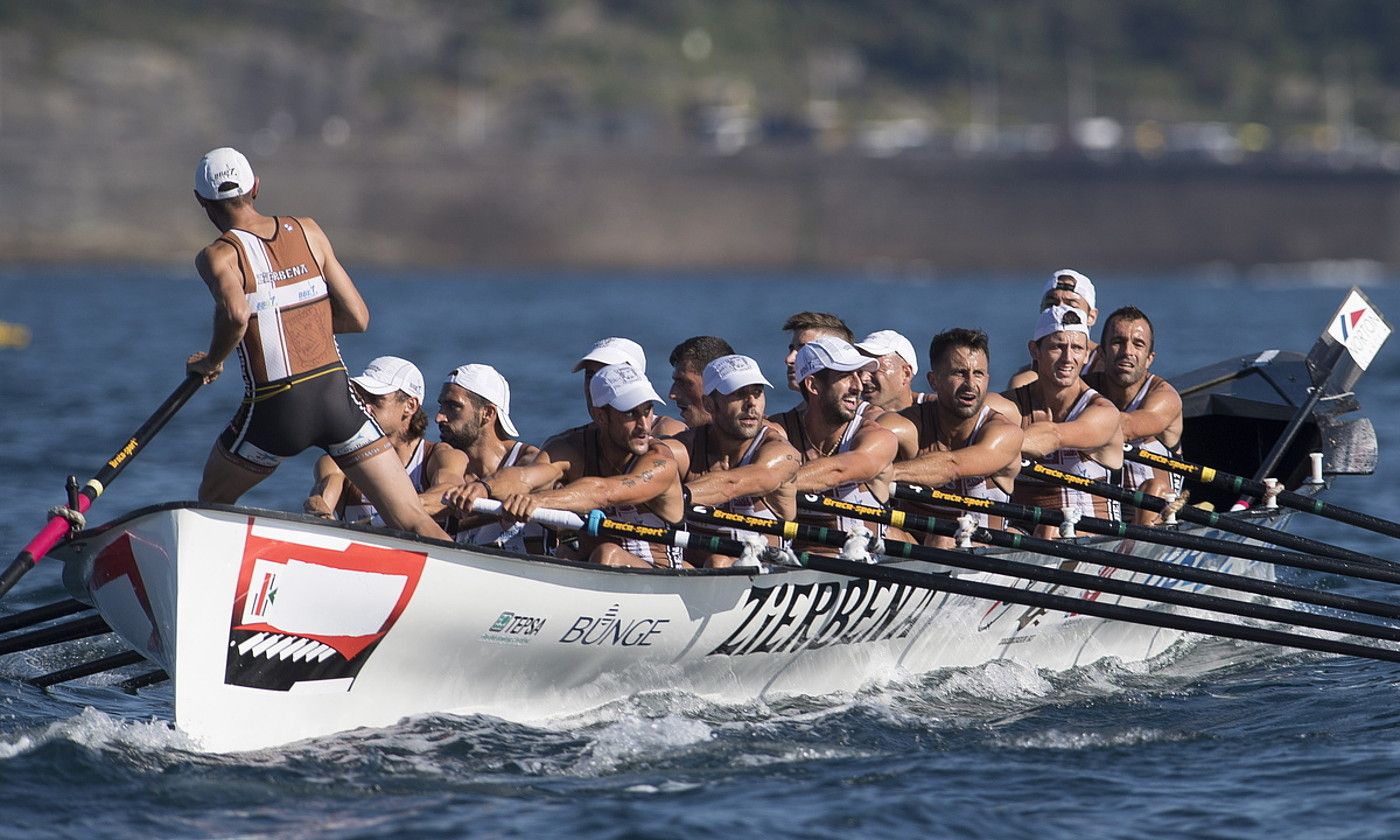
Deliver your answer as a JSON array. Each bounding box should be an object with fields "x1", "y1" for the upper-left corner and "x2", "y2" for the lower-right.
[
  {"x1": 678, "y1": 505, "x2": 1400, "y2": 665},
  {"x1": 782, "y1": 497, "x2": 1400, "y2": 644},
  {"x1": 1, "y1": 373, "x2": 204, "y2": 600},
  {"x1": 1123, "y1": 443, "x2": 1400, "y2": 541},
  {"x1": 891, "y1": 483, "x2": 1400, "y2": 617},
  {"x1": 1023, "y1": 460, "x2": 1392, "y2": 569}
]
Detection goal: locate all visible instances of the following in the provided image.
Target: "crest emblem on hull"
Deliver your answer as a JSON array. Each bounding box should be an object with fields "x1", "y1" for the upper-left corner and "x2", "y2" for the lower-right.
[{"x1": 225, "y1": 520, "x2": 427, "y2": 692}]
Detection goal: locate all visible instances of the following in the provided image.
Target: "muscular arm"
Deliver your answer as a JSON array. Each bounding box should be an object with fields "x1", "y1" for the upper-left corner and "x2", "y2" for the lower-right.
[
  {"x1": 794, "y1": 423, "x2": 898, "y2": 492},
  {"x1": 527, "y1": 444, "x2": 680, "y2": 514},
  {"x1": 304, "y1": 455, "x2": 346, "y2": 519},
  {"x1": 441, "y1": 437, "x2": 573, "y2": 514},
  {"x1": 1022, "y1": 398, "x2": 1123, "y2": 468},
  {"x1": 892, "y1": 414, "x2": 1024, "y2": 488},
  {"x1": 687, "y1": 438, "x2": 801, "y2": 506},
  {"x1": 188, "y1": 242, "x2": 250, "y2": 381},
  {"x1": 875, "y1": 410, "x2": 919, "y2": 461},
  {"x1": 419, "y1": 446, "x2": 469, "y2": 518},
  {"x1": 300, "y1": 216, "x2": 369, "y2": 334},
  {"x1": 1120, "y1": 384, "x2": 1183, "y2": 443}
]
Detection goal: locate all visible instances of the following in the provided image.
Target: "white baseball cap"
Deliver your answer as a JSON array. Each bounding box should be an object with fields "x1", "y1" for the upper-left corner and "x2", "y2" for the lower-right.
[
  {"x1": 194, "y1": 147, "x2": 256, "y2": 200},
  {"x1": 1042, "y1": 268, "x2": 1096, "y2": 310},
  {"x1": 855, "y1": 329, "x2": 919, "y2": 376},
  {"x1": 352, "y1": 356, "x2": 425, "y2": 401},
  {"x1": 588, "y1": 363, "x2": 665, "y2": 412},
  {"x1": 703, "y1": 354, "x2": 773, "y2": 395},
  {"x1": 445, "y1": 364, "x2": 520, "y2": 438},
  {"x1": 572, "y1": 337, "x2": 647, "y2": 374},
  {"x1": 1032, "y1": 305, "x2": 1093, "y2": 342},
  {"x1": 794, "y1": 336, "x2": 878, "y2": 383}
]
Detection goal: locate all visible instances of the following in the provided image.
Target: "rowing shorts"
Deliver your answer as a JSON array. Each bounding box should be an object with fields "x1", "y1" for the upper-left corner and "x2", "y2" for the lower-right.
[{"x1": 217, "y1": 363, "x2": 391, "y2": 473}]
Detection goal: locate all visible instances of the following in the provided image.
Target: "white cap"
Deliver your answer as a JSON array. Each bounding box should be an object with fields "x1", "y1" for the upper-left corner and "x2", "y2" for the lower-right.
[
  {"x1": 855, "y1": 329, "x2": 919, "y2": 376},
  {"x1": 1032, "y1": 305, "x2": 1093, "y2": 342},
  {"x1": 194, "y1": 147, "x2": 256, "y2": 200},
  {"x1": 352, "y1": 356, "x2": 425, "y2": 402},
  {"x1": 1042, "y1": 268, "x2": 1096, "y2": 310},
  {"x1": 445, "y1": 364, "x2": 520, "y2": 438},
  {"x1": 572, "y1": 337, "x2": 646, "y2": 374},
  {"x1": 703, "y1": 354, "x2": 773, "y2": 395},
  {"x1": 794, "y1": 336, "x2": 878, "y2": 383},
  {"x1": 588, "y1": 363, "x2": 665, "y2": 412}
]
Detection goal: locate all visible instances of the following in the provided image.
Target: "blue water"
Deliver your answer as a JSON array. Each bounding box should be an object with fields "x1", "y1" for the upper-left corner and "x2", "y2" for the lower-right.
[{"x1": 1, "y1": 267, "x2": 1400, "y2": 838}]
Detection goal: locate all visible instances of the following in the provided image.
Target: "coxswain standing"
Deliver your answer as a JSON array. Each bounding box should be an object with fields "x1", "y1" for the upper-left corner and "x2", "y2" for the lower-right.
[
  {"x1": 184, "y1": 147, "x2": 448, "y2": 540},
  {"x1": 1004, "y1": 305, "x2": 1123, "y2": 537},
  {"x1": 676, "y1": 354, "x2": 800, "y2": 567},
  {"x1": 1084, "y1": 306, "x2": 1184, "y2": 523},
  {"x1": 892, "y1": 329, "x2": 1023, "y2": 547}
]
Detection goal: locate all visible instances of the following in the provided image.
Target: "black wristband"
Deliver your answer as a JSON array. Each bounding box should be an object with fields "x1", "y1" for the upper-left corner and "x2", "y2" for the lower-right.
[{"x1": 476, "y1": 477, "x2": 495, "y2": 500}]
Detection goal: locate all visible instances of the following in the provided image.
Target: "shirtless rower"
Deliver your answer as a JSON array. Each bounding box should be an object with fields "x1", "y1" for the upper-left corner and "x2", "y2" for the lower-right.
[
  {"x1": 771, "y1": 337, "x2": 914, "y2": 551},
  {"x1": 184, "y1": 147, "x2": 448, "y2": 540},
  {"x1": 304, "y1": 357, "x2": 468, "y2": 529},
  {"x1": 575, "y1": 337, "x2": 687, "y2": 437},
  {"x1": 1084, "y1": 306, "x2": 1184, "y2": 523},
  {"x1": 1008, "y1": 269, "x2": 1102, "y2": 389},
  {"x1": 668, "y1": 335, "x2": 735, "y2": 428},
  {"x1": 435, "y1": 363, "x2": 543, "y2": 550},
  {"x1": 677, "y1": 354, "x2": 800, "y2": 567},
  {"x1": 459, "y1": 364, "x2": 688, "y2": 569},
  {"x1": 893, "y1": 329, "x2": 1023, "y2": 547},
  {"x1": 1005, "y1": 305, "x2": 1124, "y2": 537},
  {"x1": 781, "y1": 311, "x2": 853, "y2": 394}
]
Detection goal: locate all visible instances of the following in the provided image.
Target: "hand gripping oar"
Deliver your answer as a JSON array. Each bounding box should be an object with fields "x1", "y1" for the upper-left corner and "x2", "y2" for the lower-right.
[
  {"x1": 1021, "y1": 460, "x2": 1392, "y2": 569},
  {"x1": 781, "y1": 495, "x2": 1400, "y2": 646},
  {"x1": 468, "y1": 499, "x2": 751, "y2": 561},
  {"x1": 890, "y1": 482, "x2": 1400, "y2": 605},
  {"x1": 1123, "y1": 443, "x2": 1400, "y2": 541},
  {"x1": 0, "y1": 373, "x2": 204, "y2": 600},
  {"x1": 678, "y1": 505, "x2": 1400, "y2": 665}
]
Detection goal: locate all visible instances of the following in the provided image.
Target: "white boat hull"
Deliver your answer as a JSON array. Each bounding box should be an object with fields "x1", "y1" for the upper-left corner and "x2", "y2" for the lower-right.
[{"x1": 57, "y1": 503, "x2": 1277, "y2": 752}]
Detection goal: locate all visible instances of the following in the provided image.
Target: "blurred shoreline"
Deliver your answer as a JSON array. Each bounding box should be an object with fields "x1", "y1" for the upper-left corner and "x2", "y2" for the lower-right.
[{"x1": 3, "y1": 145, "x2": 1399, "y2": 273}]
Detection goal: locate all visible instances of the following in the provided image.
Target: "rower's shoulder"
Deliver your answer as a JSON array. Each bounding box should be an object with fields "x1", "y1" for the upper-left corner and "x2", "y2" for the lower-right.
[{"x1": 654, "y1": 415, "x2": 687, "y2": 438}]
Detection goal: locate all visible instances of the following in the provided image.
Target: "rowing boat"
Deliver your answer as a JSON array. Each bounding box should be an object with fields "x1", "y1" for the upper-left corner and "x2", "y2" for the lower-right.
[{"x1": 41, "y1": 298, "x2": 1380, "y2": 752}]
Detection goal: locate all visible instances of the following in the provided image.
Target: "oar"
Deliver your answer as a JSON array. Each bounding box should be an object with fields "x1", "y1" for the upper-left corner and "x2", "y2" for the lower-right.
[
  {"x1": 0, "y1": 599, "x2": 94, "y2": 635},
  {"x1": 891, "y1": 482, "x2": 1400, "y2": 601},
  {"x1": 0, "y1": 614, "x2": 111, "y2": 657},
  {"x1": 119, "y1": 669, "x2": 169, "y2": 693},
  {"x1": 29, "y1": 650, "x2": 146, "y2": 689},
  {"x1": 468, "y1": 500, "x2": 750, "y2": 560},
  {"x1": 1021, "y1": 460, "x2": 1392, "y2": 569},
  {"x1": 0, "y1": 373, "x2": 204, "y2": 600},
  {"x1": 669, "y1": 506, "x2": 1400, "y2": 664},
  {"x1": 1123, "y1": 443, "x2": 1400, "y2": 540},
  {"x1": 775, "y1": 496, "x2": 1400, "y2": 645}
]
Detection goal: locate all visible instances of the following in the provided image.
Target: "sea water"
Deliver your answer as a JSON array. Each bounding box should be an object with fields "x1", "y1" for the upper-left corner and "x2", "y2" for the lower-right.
[{"x1": 0, "y1": 267, "x2": 1399, "y2": 838}]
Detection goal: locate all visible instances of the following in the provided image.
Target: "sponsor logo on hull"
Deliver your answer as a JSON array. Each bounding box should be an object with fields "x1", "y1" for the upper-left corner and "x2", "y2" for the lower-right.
[
  {"x1": 558, "y1": 604, "x2": 669, "y2": 647},
  {"x1": 225, "y1": 520, "x2": 427, "y2": 692},
  {"x1": 481, "y1": 611, "x2": 547, "y2": 645},
  {"x1": 708, "y1": 578, "x2": 940, "y2": 657}
]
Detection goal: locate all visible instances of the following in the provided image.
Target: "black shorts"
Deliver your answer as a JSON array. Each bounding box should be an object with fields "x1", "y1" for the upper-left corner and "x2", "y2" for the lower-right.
[{"x1": 217, "y1": 364, "x2": 388, "y2": 473}]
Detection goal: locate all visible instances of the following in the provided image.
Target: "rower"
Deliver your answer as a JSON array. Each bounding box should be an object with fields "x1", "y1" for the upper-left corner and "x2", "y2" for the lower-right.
[
  {"x1": 668, "y1": 335, "x2": 735, "y2": 428},
  {"x1": 304, "y1": 356, "x2": 468, "y2": 529},
  {"x1": 574, "y1": 336, "x2": 686, "y2": 437},
  {"x1": 435, "y1": 363, "x2": 544, "y2": 551},
  {"x1": 772, "y1": 336, "x2": 914, "y2": 552},
  {"x1": 468, "y1": 363, "x2": 689, "y2": 569},
  {"x1": 1084, "y1": 306, "x2": 1184, "y2": 523},
  {"x1": 855, "y1": 329, "x2": 927, "y2": 410},
  {"x1": 1005, "y1": 305, "x2": 1124, "y2": 536},
  {"x1": 781, "y1": 311, "x2": 853, "y2": 394},
  {"x1": 893, "y1": 328, "x2": 1023, "y2": 547},
  {"x1": 677, "y1": 354, "x2": 800, "y2": 567},
  {"x1": 1008, "y1": 268, "x2": 1102, "y2": 388}
]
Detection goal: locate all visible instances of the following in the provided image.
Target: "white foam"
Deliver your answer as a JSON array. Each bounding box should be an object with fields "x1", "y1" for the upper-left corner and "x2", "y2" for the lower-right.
[
  {"x1": 1005, "y1": 727, "x2": 1183, "y2": 750},
  {"x1": 574, "y1": 714, "x2": 714, "y2": 775},
  {"x1": 0, "y1": 706, "x2": 196, "y2": 759}
]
